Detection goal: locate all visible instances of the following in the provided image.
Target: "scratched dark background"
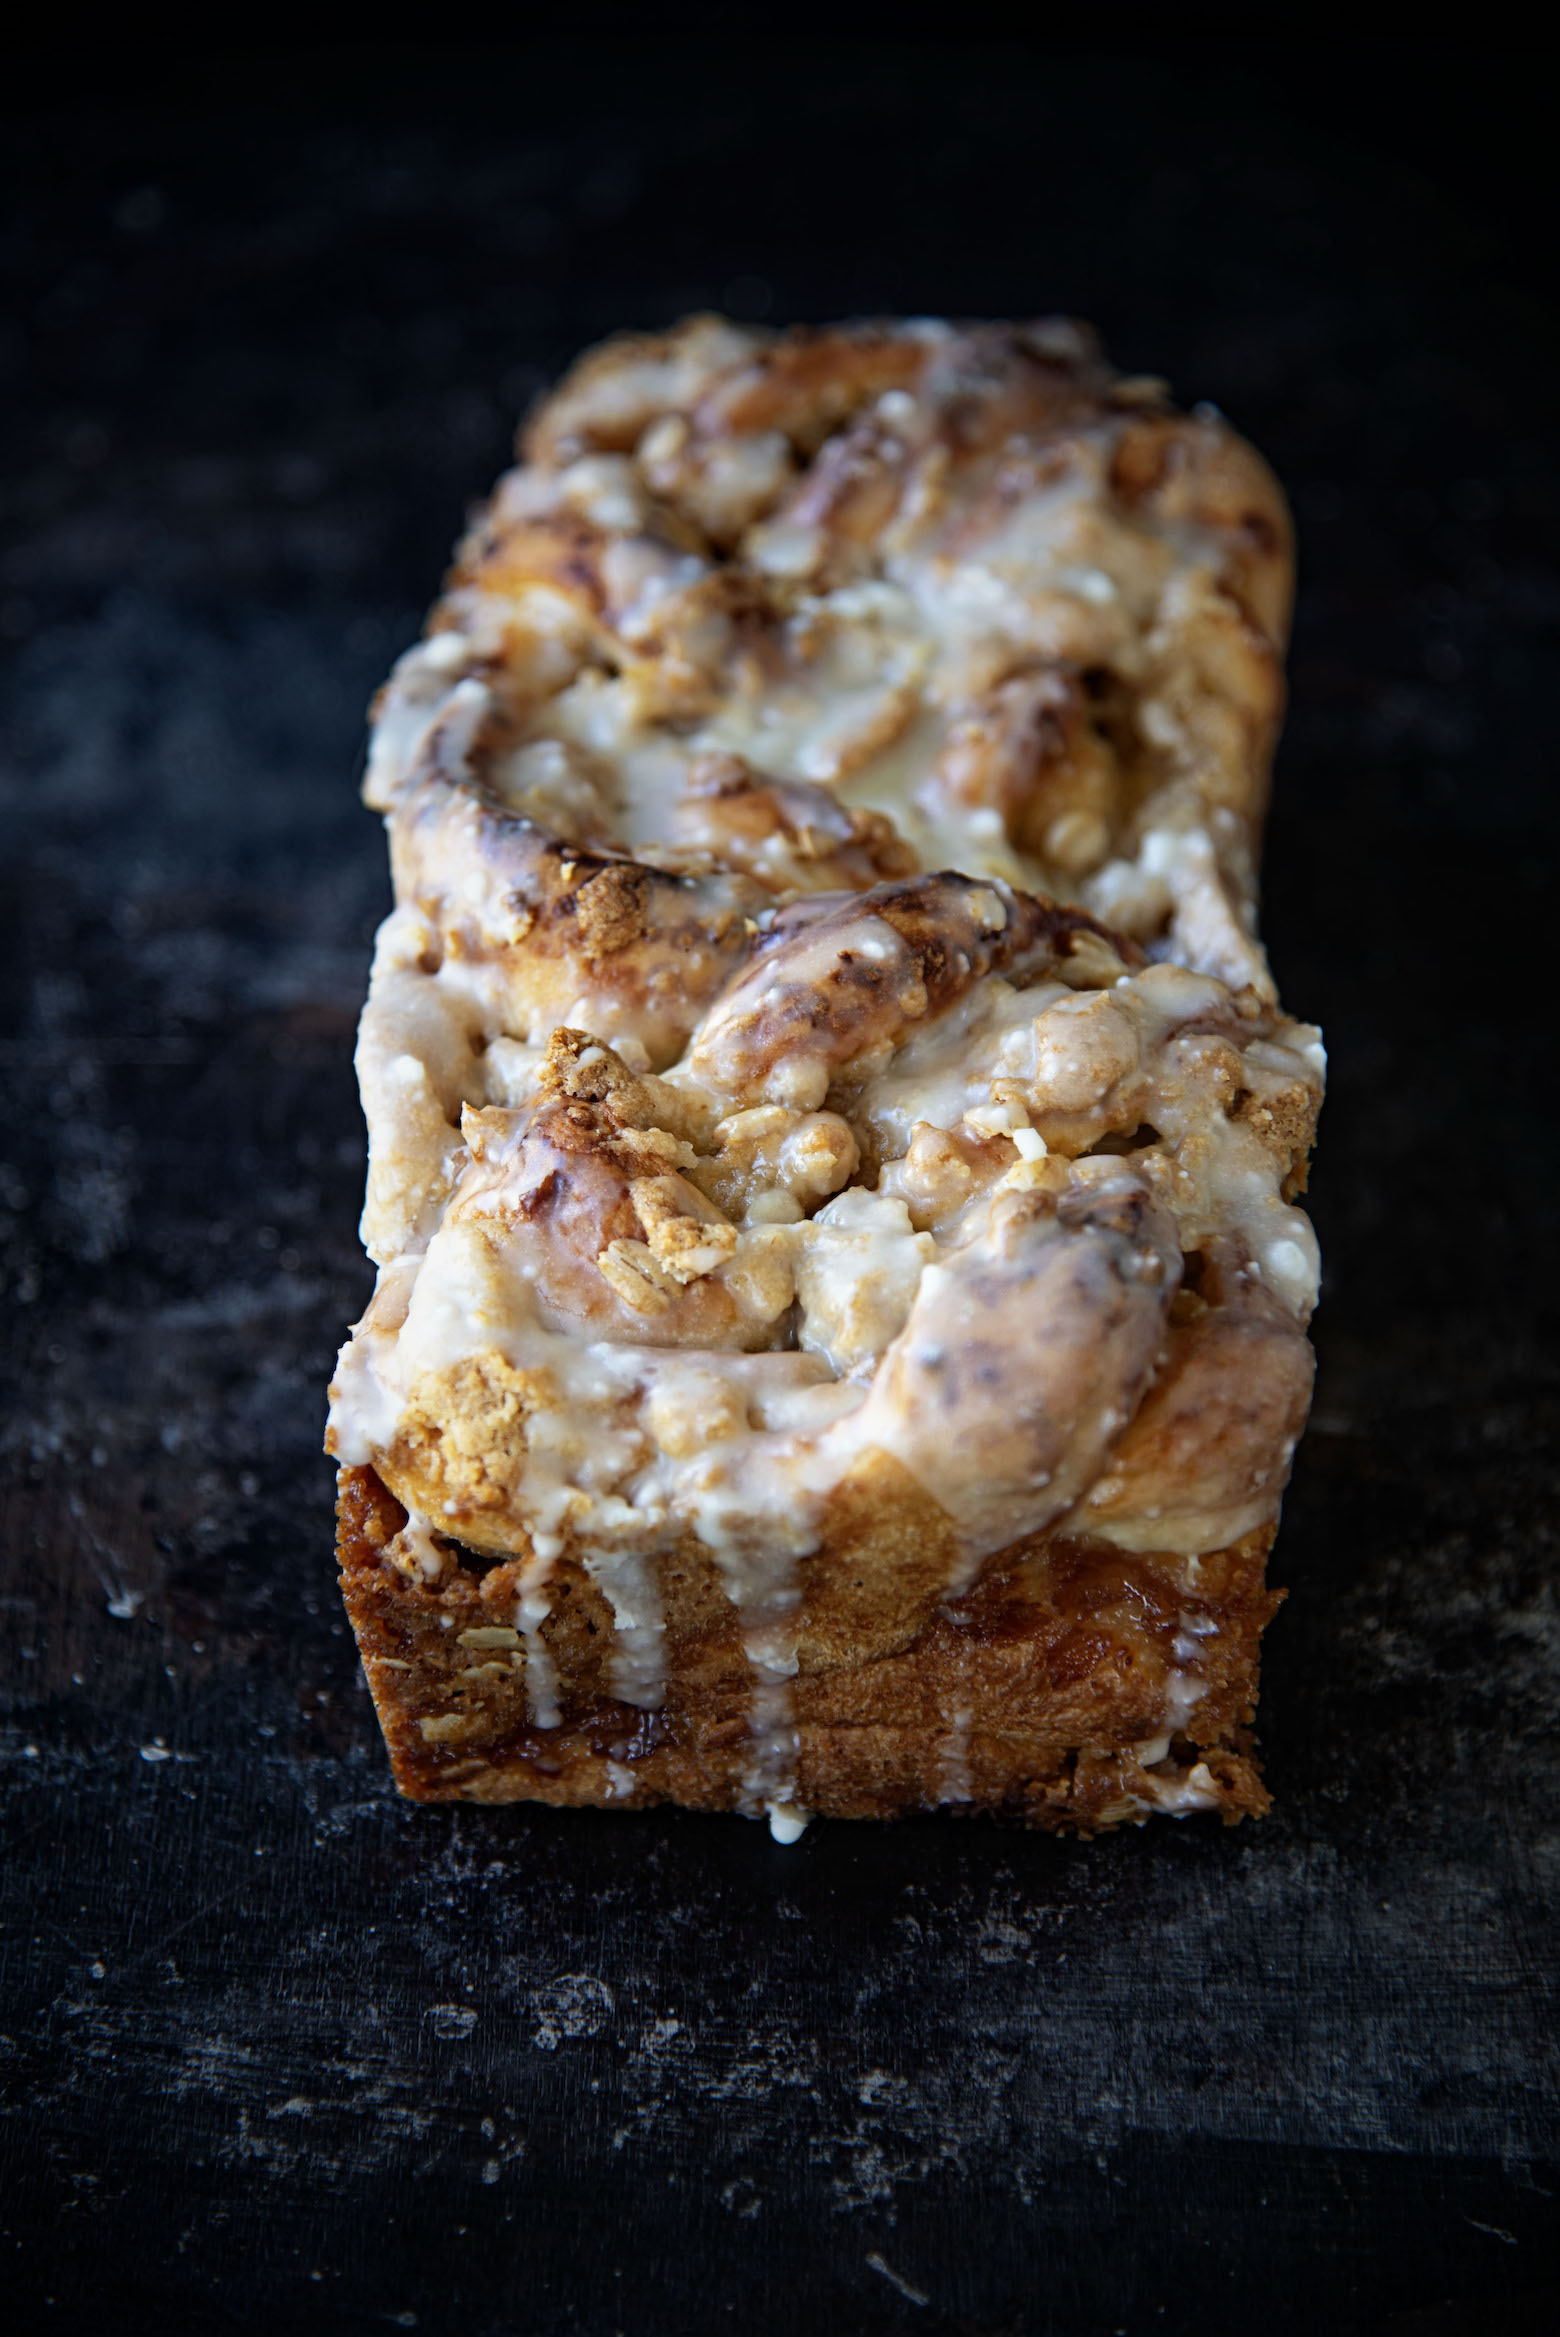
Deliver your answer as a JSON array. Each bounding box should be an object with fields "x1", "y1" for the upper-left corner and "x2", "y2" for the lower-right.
[{"x1": 1, "y1": 34, "x2": 1557, "y2": 2337}]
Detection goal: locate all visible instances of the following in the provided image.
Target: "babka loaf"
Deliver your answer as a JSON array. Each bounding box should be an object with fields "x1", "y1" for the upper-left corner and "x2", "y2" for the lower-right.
[{"x1": 327, "y1": 316, "x2": 1322, "y2": 1836}]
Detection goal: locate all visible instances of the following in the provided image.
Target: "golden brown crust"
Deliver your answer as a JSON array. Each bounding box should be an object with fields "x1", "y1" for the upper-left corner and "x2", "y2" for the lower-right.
[{"x1": 339, "y1": 1464, "x2": 1276, "y2": 1828}]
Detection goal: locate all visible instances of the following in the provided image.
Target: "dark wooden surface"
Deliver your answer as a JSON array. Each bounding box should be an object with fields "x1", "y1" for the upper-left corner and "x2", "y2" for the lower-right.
[{"x1": 1, "y1": 41, "x2": 1556, "y2": 2336}]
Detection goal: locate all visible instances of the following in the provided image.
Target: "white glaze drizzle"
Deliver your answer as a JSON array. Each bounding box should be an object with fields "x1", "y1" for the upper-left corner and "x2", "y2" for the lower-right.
[
  {"x1": 937, "y1": 1707, "x2": 974, "y2": 1806},
  {"x1": 515, "y1": 1554, "x2": 562, "y2": 1730},
  {"x1": 581, "y1": 1544, "x2": 668, "y2": 1711}
]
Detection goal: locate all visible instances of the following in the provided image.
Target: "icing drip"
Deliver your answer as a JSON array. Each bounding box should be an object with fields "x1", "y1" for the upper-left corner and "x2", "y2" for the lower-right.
[
  {"x1": 1136, "y1": 1761, "x2": 1222, "y2": 1816},
  {"x1": 582, "y1": 1544, "x2": 668, "y2": 1711},
  {"x1": 739, "y1": 1622, "x2": 807, "y2": 1838},
  {"x1": 388, "y1": 1510, "x2": 446, "y2": 1584},
  {"x1": 765, "y1": 1799, "x2": 811, "y2": 1845},
  {"x1": 672, "y1": 1458, "x2": 821, "y2": 1835},
  {"x1": 516, "y1": 1554, "x2": 561, "y2": 1730},
  {"x1": 1165, "y1": 1611, "x2": 1220, "y2": 1731},
  {"x1": 937, "y1": 1706, "x2": 973, "y2": 1805}
]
